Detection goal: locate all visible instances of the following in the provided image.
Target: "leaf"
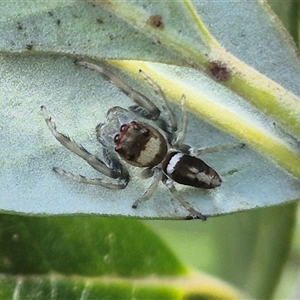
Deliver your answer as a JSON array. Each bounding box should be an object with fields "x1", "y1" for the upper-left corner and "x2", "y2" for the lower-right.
[
  {"x1": 90, "y1": 0, "x2": 300, "y2": 142},
  {"x1": 0, "y1": 214, "x2": 246, "y2": 299},
  {"x1": 147, "y1": 203, "x2": 297, "y2": 299},
  {"x1": 0, "y1": 1, "x2": 183, "y2": 64},
  {"x1": 1, "y1": 1, "x2": 300, "y2": 219},
  {"x1": 268, "y1": 0, "x2": 300, "y2": 45}
]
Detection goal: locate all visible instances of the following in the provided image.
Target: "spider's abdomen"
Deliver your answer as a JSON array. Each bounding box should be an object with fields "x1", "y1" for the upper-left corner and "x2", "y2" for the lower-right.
[
  {"x1": 114, "y1": 121, "x2": 167, "y2": 168},
  {"x1": 164, "y1": 152, "x2": 221, "y2": 189}
]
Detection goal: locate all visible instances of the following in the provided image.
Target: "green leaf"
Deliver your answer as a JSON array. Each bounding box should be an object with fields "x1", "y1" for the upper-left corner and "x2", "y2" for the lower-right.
[
  {"x1": 147, "y1": 203, "x2": 297, "y2": 299},
  {"x1": 0, "y1": 216, "x2": 185, "y2": 276},
  {"x1": 1, "y1": 1, "x2": 300, "y2": 219},
  {"x1": 0, "y1": 214, "x2": 246, "y2": 299},
  {"x1": 268, "y1": 0, "x2": 300, "y2": 45}
]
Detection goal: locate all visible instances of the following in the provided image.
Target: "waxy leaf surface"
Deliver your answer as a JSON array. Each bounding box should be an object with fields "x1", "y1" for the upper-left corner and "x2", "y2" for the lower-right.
[{"x1": 0, "y1": 1, "x2": 300, "y2": 218}]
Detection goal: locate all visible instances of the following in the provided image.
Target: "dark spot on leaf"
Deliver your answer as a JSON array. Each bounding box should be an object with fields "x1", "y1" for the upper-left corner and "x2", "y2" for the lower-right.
[
  {"x1": 26, "y1": 44, "x2": 33, "y2": 50},
  {"x1": 147, "y1": 15, "x2": 164, "y2": 29},
  {"x1": 227, "y1": 169, "x2": 239, "y2": 175},
  {"x1": 209, "y1": 61, "x2": 230, "y2": 81}
]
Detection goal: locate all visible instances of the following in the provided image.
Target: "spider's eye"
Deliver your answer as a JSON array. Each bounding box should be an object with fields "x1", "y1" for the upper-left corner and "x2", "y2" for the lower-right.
[
  {"x1": 142, "y1": 128, "x2": 150, "y2": 137},
  {"x1": 132, "y1": 121, "x2": 141, "y2": 130},
  {"x1": 120, "y1": 124, "x2": 127, "y2": 132},
  {"x1": 114, "y1": 134, "x2": 120, "y2": 143},
  {"x1": 127, "y1": 154, "x2": 135, "y2": 161}
]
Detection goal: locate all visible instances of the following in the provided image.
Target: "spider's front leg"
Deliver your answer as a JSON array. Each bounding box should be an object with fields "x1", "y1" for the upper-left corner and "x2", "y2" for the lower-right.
[
  {"x1": 76, "y1": 61, "x2": 160, "y2": 120},
  {"x1": 40, "y1": 106, "x2": 129, "y2": 189}
]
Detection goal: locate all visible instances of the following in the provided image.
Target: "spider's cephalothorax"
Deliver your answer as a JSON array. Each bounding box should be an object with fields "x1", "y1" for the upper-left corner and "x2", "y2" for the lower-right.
[
  {"x1": 113, "y1": 120, "x2": 167, "y2": 168},
  {"x1": 41, "y1": 61, "x2": 244, "y2": 220}
]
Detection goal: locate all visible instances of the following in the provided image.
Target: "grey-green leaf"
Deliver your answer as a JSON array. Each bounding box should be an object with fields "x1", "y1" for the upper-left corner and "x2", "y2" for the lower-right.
[{"x1": 1, "y1": 1, "x2": 300, "y2": 219}]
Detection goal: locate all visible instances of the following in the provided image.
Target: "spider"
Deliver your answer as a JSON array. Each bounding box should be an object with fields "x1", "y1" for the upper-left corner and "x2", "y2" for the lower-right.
[{"x1": 41, "y1": 61, "x2": 244, "y2": 220}]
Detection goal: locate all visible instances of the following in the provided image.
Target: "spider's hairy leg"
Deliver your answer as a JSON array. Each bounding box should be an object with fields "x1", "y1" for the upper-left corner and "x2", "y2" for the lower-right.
[
  {"x1": 139, "y1": 69, "x2": 177, "y2": 132},
  {"x1": 53, "y1": 167, "x2": 128, "y2": 189},
  {"x1": 173, "y1": 94, "x2": 187, "y2": 148},
  {"x1": 103, "y1": 148, "x2": 123, "y2": 175},
  {"x1": 190, "y1": 143, "x2": 245, "y2": 157},
  {"x1": 132, "y1": 168, "x2": 162, "y2": 209},
  {"x1": 164, "y1": 179, "x2": 207, "y2": 220},
  {"x1": 40, "y1": 106, "x2": 122, "y2": 180},
  {"x1": 76, "y1": 61, "x2": 160, "y2": 120}
]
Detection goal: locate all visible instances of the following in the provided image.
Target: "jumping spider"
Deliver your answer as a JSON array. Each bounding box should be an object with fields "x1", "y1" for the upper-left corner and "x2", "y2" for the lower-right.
[{"x1": 41, "y1": 61, "x2": 244, "y2": 220}]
